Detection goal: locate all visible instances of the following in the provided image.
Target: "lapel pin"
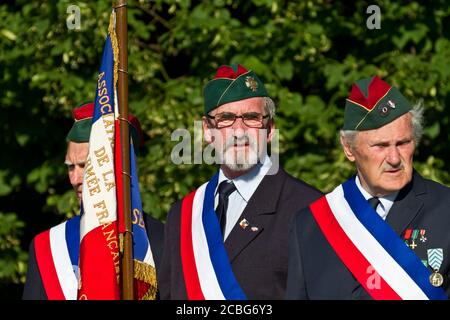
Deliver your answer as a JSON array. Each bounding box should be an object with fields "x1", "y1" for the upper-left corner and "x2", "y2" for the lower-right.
[
  {"x1": 239, "y1": 219, "x2": 249, "y2": 230},
  {"x1": 250, "y1": 226, "x2": 258, "y2": 232}
]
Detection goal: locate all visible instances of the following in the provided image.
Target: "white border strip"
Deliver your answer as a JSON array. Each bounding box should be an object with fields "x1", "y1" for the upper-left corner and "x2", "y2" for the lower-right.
[
  {"x1": 49, "y1": 222, "x2": 78, "y2": 300},
  {"x1": 191, "y1": 182, "x2": 225, "y2": 300}
]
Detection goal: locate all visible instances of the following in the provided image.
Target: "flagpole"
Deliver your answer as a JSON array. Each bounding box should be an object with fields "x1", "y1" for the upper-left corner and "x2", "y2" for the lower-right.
[{"x1": 115, "y1": 0, "x2": 134, "y2": 300}]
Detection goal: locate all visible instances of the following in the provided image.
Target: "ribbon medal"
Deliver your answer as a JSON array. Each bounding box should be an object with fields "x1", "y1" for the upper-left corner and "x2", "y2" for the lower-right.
[
  {"x1": 427, "y1": 248, "x2": 444, "y2": 287},
  {"x1": 419, "y1": 229, "x2": 427, "y2": 243},
  {"x1": 403, "y1": 229, "x2": 412, "y2": 247},
  {"x1": 410, "y1": 229, "x2": 419, "y2": 250}
]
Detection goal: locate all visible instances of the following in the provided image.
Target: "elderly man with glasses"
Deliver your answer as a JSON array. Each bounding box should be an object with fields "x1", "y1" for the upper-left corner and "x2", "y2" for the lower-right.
[{"x1": 158, "y1": 63, "x2": 321, "y2": 300}]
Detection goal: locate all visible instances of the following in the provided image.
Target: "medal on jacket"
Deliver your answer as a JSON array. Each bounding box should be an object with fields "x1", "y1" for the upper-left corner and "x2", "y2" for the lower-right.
[
  {"x1": 410, "y1": 229, "x2": 419, "y2": 249},
  {"x1": 404, "y1": 229, "x2": 412, "y2": 247},
  {"x1": 419, "y1": 229, "x2": 427, "y2": 243},
  {"x1": 427, "y1": 248, "x2": 444, "y2": 287}
]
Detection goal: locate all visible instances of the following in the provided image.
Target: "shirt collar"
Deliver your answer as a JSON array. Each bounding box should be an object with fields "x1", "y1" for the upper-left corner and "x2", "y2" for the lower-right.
[
  {"x1": 354, "y1": 175, "x2": 398, "y2": 214},
  {"x1": 217, "y1": 155, "x2": 272, "y2": 202}
]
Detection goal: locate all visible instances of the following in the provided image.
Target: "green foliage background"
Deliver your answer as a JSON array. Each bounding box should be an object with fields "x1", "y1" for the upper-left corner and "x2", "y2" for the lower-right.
[{"x1": 0, "y1": 0, "x2": 449, "y2": 299}]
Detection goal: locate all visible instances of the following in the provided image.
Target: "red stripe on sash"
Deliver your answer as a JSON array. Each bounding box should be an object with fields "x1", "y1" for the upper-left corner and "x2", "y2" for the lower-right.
[
  {"x1": 34, "y1": 230, "x2": 66, "y2": 300},
  {"x1": 180, "y1": 190, "x2": 205, "y2": 300},
  {"x1": 310, "y1": 197, "x2": 401, "y2": 300}
]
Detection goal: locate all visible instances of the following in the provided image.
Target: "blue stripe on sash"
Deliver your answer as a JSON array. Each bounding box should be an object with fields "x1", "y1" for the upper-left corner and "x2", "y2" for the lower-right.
[
  {"x1": 202, "y1": 173, "x2": 247, "y2": 300},
  {"x1": 342, "y1": 177, "x2": 447, "y2": 300},
  {"x1": 65, "y1": 215, "x2": 80, "y2": 269}
]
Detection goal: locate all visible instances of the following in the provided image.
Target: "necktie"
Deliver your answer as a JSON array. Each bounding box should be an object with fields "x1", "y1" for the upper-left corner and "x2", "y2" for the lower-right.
[
  {"x1": 216, "y1": 180, "x2": 237, "y2": 239},
  {"x1": 368, "y1": 197, "x2": 380, "y2": 210}
]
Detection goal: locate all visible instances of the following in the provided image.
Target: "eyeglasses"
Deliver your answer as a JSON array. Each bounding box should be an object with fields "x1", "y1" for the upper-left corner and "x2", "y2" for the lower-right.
[{"x1": 206, "y1": 112, "x2": 270, "y2": 128}]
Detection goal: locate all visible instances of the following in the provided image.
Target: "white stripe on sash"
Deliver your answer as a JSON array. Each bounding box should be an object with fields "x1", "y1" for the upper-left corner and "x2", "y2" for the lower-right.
[
  {"x1": 49, "y1": 222, "x2": 78, "y2": 300},
  {"x1": 191, "y1": 182, "x2": 226, "y2": 300},
  {"x1": 326, "y1": 186, "x2": 428, "y2": 300}
]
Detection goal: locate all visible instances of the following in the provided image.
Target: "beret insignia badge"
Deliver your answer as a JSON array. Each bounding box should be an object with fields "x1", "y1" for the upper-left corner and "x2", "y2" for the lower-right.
[
  {"x1": 378, "y1": 100, "x2": 396, "y2": 117},
  {"x1": 245, "y1": 76, "x2": 258, "y2": 92}
]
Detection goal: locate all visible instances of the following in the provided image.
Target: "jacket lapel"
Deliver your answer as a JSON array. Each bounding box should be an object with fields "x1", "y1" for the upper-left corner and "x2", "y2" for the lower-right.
[
  {"x1": 386, "y1": 170, "x2": 426, "y2": 236},
  {"x1": 224, "y1": 168, "x2": 287, "y2": 263}
]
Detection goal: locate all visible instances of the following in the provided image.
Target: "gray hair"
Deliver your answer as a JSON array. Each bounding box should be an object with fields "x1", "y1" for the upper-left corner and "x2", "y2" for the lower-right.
[
  {"x1": 340, "y1": 102, "x2": 424, "y2": 148},
  {"x1": 263, "y1": 97, "x2": 276, "y2": 119}
]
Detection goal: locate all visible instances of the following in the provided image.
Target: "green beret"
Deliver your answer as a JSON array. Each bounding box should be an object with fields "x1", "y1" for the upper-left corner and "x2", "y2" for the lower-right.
[
  {"x1": 343, "y1": 76, "x2": 411, "y2": 131},
  {"x1": 66, "y1": 102, "x2": 144, "y2": 154},
  {"x1": 203, "y1": 64, "x2": 269, "y2": 114},
  {"x1": 66, "y1": 102, "x2": 95, "y2": 143}
]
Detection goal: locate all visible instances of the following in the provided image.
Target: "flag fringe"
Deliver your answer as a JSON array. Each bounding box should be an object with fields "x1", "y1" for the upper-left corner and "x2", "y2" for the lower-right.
[
  {"x1": 108, "y1": 11, "x2": 119, "y2": 89},
  {"x1": 134, "y1": 259, "x2": 157, "y2": 300}
]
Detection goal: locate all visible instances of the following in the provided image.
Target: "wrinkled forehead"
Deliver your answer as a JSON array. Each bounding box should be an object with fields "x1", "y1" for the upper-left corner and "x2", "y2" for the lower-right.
[
  {"x1": 357, "y1": 113, "x2": 414, "y2": 143},
  {"x1": 65, "y1": 141, "x2": 89, "y2": 162}
]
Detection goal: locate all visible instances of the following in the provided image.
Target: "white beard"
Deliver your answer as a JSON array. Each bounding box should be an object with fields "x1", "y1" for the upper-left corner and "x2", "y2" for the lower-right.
[{"x1": 219, "y1": 133, "x2": 260, "y2": 172}]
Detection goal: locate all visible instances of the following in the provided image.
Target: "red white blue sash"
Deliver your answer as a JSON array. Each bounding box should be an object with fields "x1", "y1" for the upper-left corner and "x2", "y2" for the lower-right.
[
  {"x1": 180, "y1": 173, "x2": 247, "y2": 300},
  {"x1": 309, "y1": 177, "x2": 447, "y2": 300},
  {"x1": 34, "y1": 216, "x2": 80, "y2": 300}
]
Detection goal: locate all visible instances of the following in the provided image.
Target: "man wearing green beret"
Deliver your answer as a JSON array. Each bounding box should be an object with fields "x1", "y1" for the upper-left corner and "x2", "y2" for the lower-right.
[
  {"x1": 286, "y1": 76, "x2": 450, "y2": 300},
  {"x1": 22, "y1": 102, "x2": 165, "y2": 300},
  {"x1": 158, "y1": 64, "x2": 321, "y2": 299}
]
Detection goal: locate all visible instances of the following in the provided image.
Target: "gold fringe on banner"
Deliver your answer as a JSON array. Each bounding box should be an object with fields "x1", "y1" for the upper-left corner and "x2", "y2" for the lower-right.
[
  {"x1": 134, "y1": 259, "x2": 158, "y2": 300},
  {"x1": 108, "y1": 11, "x2": 119, "y2": 89}
]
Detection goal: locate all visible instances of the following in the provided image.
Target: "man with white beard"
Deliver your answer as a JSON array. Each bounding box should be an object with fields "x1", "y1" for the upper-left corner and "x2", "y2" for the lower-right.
[{"x1": 158, "y1": 63, "x2": 321, "y2": 300}]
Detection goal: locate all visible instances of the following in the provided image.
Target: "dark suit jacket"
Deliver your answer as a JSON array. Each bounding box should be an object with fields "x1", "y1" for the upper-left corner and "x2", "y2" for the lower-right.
[
  {"x1": 286, "y1": 170, "x2": 450, "y2": 299},
  {"x1": 22, "y1": 214, "x2": 164, "y2": 300},
  {"x1": 158, "y1": 167, "x2": 322, "y2": 300}
]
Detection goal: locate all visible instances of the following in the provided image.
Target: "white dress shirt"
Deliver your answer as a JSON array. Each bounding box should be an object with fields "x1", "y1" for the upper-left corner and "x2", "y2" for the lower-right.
[
  {"x1": 355, "y1": 175, "x2": 398, "y2": 220},
  {"x1": 215, "y1": 156, "x2": 272, "y2": 240}
]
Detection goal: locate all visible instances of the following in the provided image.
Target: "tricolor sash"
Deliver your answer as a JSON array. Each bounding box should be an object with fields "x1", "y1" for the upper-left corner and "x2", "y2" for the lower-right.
[
  {"x1": 309, "y1": 177, "x2": 447, "y2": 300},
  {"x1": 34, "y1": 216, "x2": 80, "y2": 300},
  {"x1": 180, "y1": 173, "x2": 247, "y2": 300}
]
